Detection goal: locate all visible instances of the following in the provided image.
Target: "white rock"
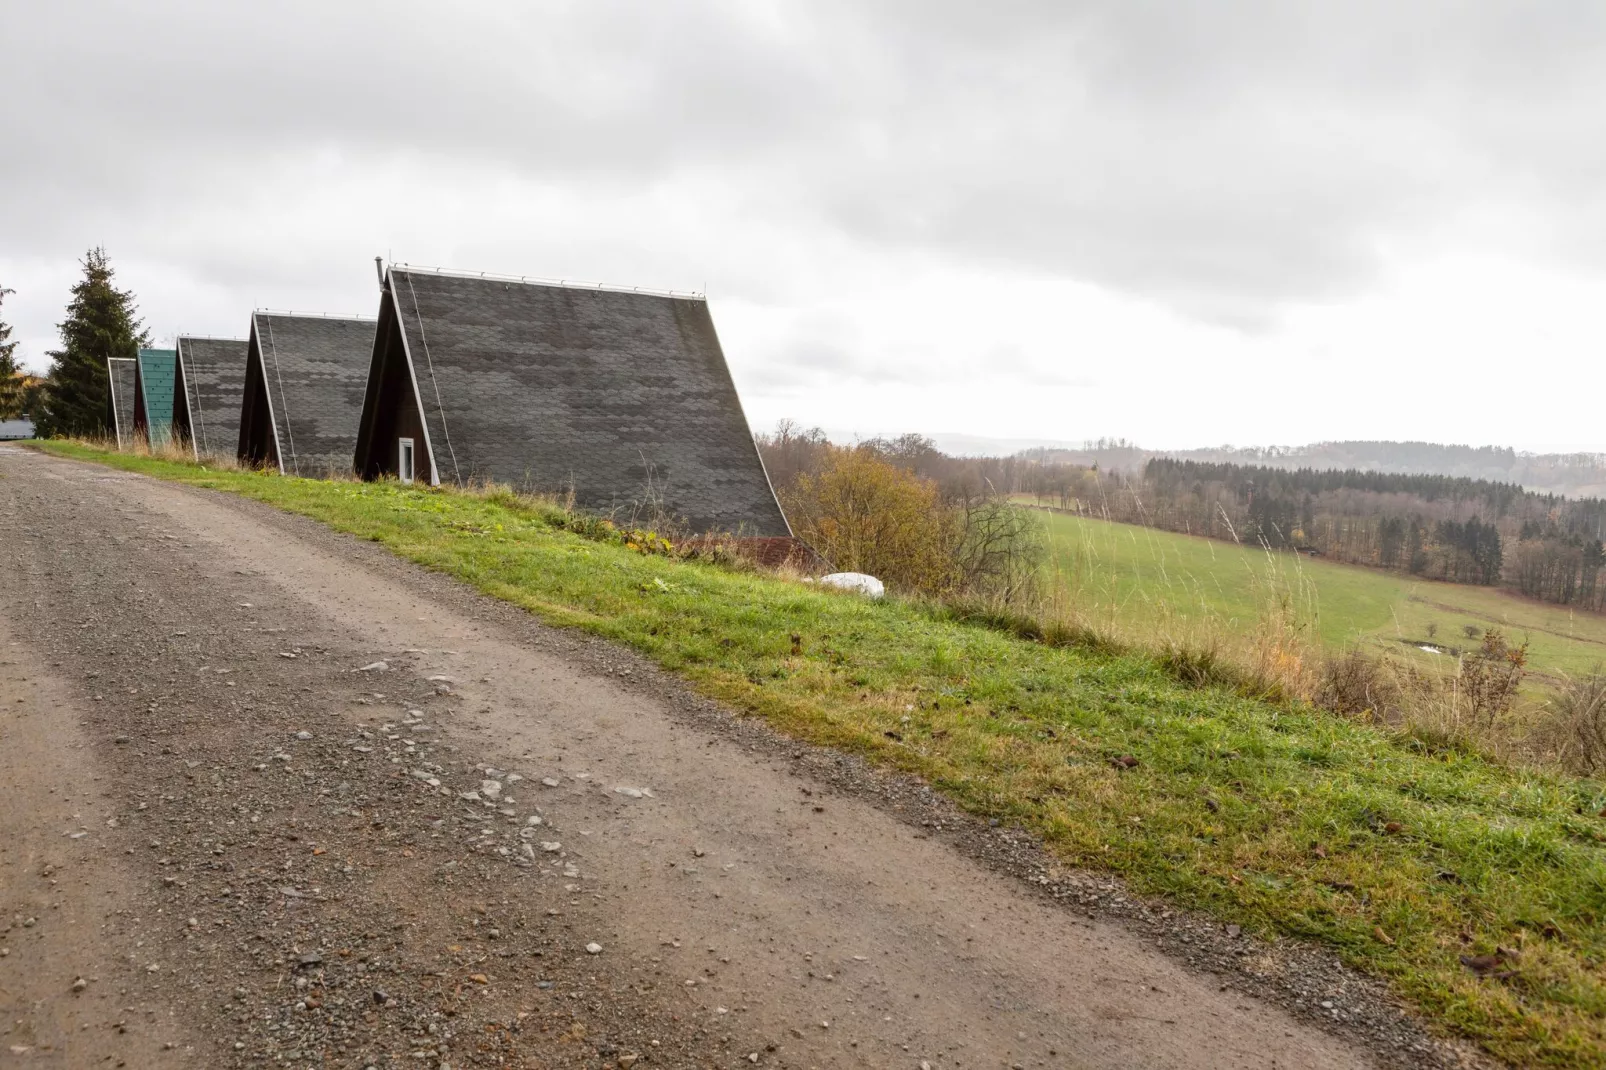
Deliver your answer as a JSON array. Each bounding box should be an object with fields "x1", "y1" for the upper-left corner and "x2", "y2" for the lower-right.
[
  {"x1": 355, "y1": 661, "x2": 389, "y2": 673},
  {"x1": 817, "y1": 572, "x2": 885, "y2": 598},
  {"x1": 540, "y1": 841, "x2": 561, "y2": 852},
  {"x1": 295, "y1": 730, "x2": 313, "y2": 740},
  {"x1": 540, "y1": 777, "x2": 561, "y2": 788},
  {"x1": 585, "y1": 942, "x2": 602, "y2": 955},
  {"x1": 480, "y1": 780, "x2": 503, "y2": 800},
  {"x1": 614, "y1": 786, "x2": 645, "y2": 799},
  {"x1": 525, "y1": 815, "x2": 543, "y2": 826},
  {"x1": 505, "y1": 773, "x2": 523, "y2": 784},
  {"x1": 458, "y1": 791, "x2": 481, "y2": 803}
]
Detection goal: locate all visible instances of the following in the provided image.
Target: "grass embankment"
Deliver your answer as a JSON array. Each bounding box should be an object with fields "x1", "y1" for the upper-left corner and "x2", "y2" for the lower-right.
[
  {"x1": 1030, "y1": 504, "x2": 1606, "y2": 683},
  {"x1": 34, "y1": 441, "x2": 1606, "y2": 1067}
]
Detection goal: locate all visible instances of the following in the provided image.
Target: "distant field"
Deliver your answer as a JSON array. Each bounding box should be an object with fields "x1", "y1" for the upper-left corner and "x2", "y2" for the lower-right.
[{"x1": 1028, "y1": 505, "x2": 1606, "y2": 682}]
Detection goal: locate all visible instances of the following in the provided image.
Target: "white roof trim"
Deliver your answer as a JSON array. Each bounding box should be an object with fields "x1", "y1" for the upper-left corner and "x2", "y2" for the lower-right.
[
  {"x1": 389, "y1": 263, "x2": 705, "y2": 302},
  {"x1": 251, "y1": 309, "x2": 377, "y2": 322}
]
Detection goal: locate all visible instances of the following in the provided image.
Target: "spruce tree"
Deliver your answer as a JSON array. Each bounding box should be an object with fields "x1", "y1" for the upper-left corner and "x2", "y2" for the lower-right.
[
  {"x1": 35, "y1": 248, "x2": 148, "y2": 438},
  {"x1": 0, "y1": 284, "x2": 21, "y2": 419}
]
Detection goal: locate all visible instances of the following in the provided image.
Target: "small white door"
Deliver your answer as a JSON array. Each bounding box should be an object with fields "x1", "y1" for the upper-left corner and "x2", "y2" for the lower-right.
[{"x1": 398, "y1": 437, "x2": 415, "y2": 485}]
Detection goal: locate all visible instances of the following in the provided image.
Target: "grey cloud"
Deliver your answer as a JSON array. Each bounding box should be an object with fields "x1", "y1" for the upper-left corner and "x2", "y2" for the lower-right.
[
  {"x1": 4, "y1": 1, "x2": 832, "y2": 189},
  {"x1": 4, "y1": 0, "x2": 1606, "y2": 338},
  {"x1": 806, "y1": 0, "x2": 1606, "y2": 320},
  {"x1": 740, "y1": 331, "x2": 1095, "y2": 393}
]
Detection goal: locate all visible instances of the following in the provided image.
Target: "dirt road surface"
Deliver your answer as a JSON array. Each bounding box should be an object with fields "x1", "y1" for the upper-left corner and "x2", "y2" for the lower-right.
[{"x1": 0, "y1": 447, "x2": 1464, "y2": 1069}]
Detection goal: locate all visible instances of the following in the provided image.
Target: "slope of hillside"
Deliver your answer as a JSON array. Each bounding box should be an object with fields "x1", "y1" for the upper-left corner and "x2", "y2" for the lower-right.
[
  {"x1": 1032, "y1": 506, "x2": 1606, "y2": 682},
  {"x1": 31, "y1": 439, "x2": 1606, "y2": 1067}
]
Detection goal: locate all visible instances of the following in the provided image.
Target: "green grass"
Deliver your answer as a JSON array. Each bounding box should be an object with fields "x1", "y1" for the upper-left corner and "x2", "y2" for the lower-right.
[
  {"x1": 33, "y1": 441, "x2": 1606, "y2": 1067},
  {"x1": 1031, "y1": 505, "x2": 1606, "y2": 683}
]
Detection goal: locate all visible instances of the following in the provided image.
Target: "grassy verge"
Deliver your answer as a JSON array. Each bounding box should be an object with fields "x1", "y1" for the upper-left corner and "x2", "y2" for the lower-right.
[{"x1": 32, "y1": 441, "x2": 1606, "y2": 1067}]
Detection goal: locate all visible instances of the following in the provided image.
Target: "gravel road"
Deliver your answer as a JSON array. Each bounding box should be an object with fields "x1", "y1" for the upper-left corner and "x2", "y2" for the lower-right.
[{"x1": 0, "y1": 447, "x2": 1479, "y2": 1069}]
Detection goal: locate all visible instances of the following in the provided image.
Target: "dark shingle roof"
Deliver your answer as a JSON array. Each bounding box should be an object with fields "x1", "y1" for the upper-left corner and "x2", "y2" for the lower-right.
[
  {"x1": 106, "y1": 358, "x2": 137, "y2": 448},
  {"x1": 364, "y1": 268, "x2": 789, "y2": 536},
  {"x1": 176, "y1": 336, "x2": 248, "y2": 459},
  {"x1": 250, "y1": 313, "x2": 375, "y2": 477}
]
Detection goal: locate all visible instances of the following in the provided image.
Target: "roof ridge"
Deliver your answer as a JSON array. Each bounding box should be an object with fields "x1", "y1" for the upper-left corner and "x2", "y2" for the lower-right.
[
  {"x1": 253, "y1": 309, "x2": 377, "y2": 322},
  {"x1": 177, "y1": 334, "x2": 249, "y2": 342},
  {"x1": 390, "y1": 263, "x2": 706, "y2": 302}
]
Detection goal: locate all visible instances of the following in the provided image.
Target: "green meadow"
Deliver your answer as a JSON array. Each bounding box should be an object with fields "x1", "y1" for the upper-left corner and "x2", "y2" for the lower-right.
[{"x1": 1032, "y1": 506, "x2": 1606, "y2": 683}]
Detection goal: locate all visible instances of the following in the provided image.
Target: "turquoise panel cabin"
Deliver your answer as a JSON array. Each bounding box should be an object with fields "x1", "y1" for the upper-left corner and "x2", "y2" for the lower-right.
[{"x1": 133, "y1": 348, "x2": 178, "y2": 448}]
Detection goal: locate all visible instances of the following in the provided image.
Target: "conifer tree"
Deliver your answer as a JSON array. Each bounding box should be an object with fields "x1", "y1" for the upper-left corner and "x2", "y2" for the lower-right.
[
  {"x1": 0, "y1": 284, "x2": 22, "y2": 419},
  {"x1": 35, "y1": 248, "x2": 148, "y2": 438}
]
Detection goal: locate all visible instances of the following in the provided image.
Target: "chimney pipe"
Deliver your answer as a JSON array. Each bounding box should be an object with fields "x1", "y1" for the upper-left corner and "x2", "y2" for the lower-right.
[{"x1": 375, "y1": 256, "x2": 386, "y2": 290}]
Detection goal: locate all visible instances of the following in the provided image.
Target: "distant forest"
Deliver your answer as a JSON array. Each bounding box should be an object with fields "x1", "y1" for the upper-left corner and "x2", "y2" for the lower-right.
[
  {"x1": 1020, "y1": 457, "x2": 1606, "y2": 612},
  {"x1": 1021, "y1": 439, "x2": 1606, "y2": 500},
  {"x1": 755, "y1": 425, "x2": 1606, "y2": 614}
]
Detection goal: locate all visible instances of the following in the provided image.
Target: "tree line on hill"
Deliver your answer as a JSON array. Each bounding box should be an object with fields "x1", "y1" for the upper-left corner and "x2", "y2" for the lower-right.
[
  {"x1": 1022, "y1": 438, "x2": 1606, "y2": 499},
  {"x1": 0, "y1": 248, "x2": 149, "y2": 432},
  {"x1": 759, "y1": 426, "x2": 1606, "y2": 612},
  {"x1": 1018, "y1": 455, "x2": 1606, "y2": 611}
]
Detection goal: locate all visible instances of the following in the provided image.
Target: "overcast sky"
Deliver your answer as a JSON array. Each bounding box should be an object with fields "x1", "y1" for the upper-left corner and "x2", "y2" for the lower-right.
[{"x1": 4, "y1": 1, "x2": 1606, "y2": 451}]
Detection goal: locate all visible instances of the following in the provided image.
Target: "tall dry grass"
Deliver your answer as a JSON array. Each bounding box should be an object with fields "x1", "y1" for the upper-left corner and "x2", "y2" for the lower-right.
[
  {"x1": 1535, "y1": 667, "x2": 1606, "y2": 775},
  {"x1": 79, "y1": 430, "x2": 241, "y2": 470},
  {"x1": 1025, "y1": 516, "x2": 1323, "y2": 700},
  {"x1": 1009, "y1": 508, "x2": 1582, "y2": 768},
  {"x1": 81, "y1": 430, "x2": 364, "y2": 480}
]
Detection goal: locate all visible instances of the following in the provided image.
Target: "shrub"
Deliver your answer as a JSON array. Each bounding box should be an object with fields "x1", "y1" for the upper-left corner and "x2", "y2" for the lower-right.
[
  {"x1": 1458, "y1": 629, "x2": 1528, "y2": 731},
  {"x1": 951, "y1": 493, "x2": 1047, "y2": 604},
  {"x1": 781, "y1": 444, "x2": 1045, "y2": 602},
  {"x1": 783, "y1": 445, "x2": 956, "y2": 592},
  {"x1": 1316, "y1": 647, "x2": 1402, "y2": 720},
  {"x1": 1545, "y1": 668, "x2": 1606, "y2": 775}
]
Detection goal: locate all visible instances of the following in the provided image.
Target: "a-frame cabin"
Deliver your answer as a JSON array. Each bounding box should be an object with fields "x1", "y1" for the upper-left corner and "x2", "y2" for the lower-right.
[
  {"x1": 131, "y1": 348, "x2": 177, "y2": 448},
  {"x1": 105, "y1": 357, "x2": 137, "y2": 448},
  {"x1": 237, "y1": 312, "x2": 375, "y2": 476},
  {"x1": 174, "y1": 336, "x2": 248, "y2": 460},
  {"x1": 353, "y1": 266, "x2": 790, "y2": 537}
]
